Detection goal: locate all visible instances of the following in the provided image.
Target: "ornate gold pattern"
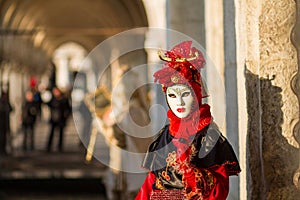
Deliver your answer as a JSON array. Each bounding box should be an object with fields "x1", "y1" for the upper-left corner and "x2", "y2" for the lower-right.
[
  {"x1": 167, "y1": 86, "x2": 191, "y2": 97},
  {"x1": 171, "y1": 74, "x2": 180, "y2": 83},
  {"x1": 155, "y1": 178, "x2": 165, "y2": 190},
  {"x1": 162, "y1": 145, "x2": 215, "y2": 199}
]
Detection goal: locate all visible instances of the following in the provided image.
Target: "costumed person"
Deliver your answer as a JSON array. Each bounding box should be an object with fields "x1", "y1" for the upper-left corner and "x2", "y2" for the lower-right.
[{"x1": 135, "y1": 41, "x2": 241, "y2": 200}]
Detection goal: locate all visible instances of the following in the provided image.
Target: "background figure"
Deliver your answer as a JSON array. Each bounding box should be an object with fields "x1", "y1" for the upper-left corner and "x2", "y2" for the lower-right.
[
  {"x1": 21, "y1": 90, "x2": 38, "y2": 151},
  {"x1": 0, "y1": 91, "x2": 13, "y2": 155},
  {"x1": 32, "y1": 87, "x2": 42, "y2": 120},
  {"x1": 29, "y1": 76, "x2": 42, "y2": 119},
  {"x1": 46, "y1": 87, "x2": 71, "y2": 152}
]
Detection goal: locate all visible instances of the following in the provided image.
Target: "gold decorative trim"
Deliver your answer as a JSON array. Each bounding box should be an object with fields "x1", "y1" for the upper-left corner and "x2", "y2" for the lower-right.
[{"x1": 158, "y1": 50, "x2": 199, "y2": 62}]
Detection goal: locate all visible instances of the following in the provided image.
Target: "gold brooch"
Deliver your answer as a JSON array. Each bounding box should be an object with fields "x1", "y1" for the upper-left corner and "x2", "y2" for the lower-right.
[{"x1": 171, "y1": 74, "x2": 180, "y2": 83}]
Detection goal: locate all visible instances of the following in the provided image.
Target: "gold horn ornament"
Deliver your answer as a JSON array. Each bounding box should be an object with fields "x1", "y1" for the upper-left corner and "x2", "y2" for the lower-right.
[{"x1": 158, "y1": 50, "x2": 199, "y2": 62}]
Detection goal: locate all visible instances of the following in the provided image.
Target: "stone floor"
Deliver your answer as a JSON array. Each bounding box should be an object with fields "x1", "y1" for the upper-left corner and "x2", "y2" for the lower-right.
[
  {"x1": 0, "y1": 115, "x2": 109, "y2": 200},
  {"x1": 0, "y1": 178, "x2": 107, "y2": 200}
]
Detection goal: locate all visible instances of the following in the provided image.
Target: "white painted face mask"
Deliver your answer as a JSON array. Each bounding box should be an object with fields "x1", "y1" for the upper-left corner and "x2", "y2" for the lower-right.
[{"x1": 166, "y1": 84, "x2": 194, "y2": 118}]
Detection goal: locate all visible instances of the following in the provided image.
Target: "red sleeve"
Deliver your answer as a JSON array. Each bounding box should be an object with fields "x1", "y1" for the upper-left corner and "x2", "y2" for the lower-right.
[
  {"x1": 182, "y1": 165, "x2": 229, "y2": 200},
  {"x1": 135, "y1": 172, "x2": 156, "y2": 200},
  {"x1": 207, "y1": 165, "x2": 229, "y2": 200}
]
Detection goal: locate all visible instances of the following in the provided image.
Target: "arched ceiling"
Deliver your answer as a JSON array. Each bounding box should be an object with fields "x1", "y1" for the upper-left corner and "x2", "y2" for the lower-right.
[{"x1": 0, "y1": 0, "x2": 148, "y2": 56}]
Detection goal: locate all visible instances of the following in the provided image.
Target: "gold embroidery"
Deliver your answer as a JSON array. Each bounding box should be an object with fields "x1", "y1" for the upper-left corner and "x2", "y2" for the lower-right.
[
  {"x1": 166, "y1": 152, "x2": 177, "y2": 166},
  {"x1": 171, "y1": 74, "x2": 180, "y2": 83},
  {"x1": 155, "y1": 178, "x2": 165, "y2": 190},
  {"x1": 164, "y1": 148, "x2": 216, "y2": 199}
]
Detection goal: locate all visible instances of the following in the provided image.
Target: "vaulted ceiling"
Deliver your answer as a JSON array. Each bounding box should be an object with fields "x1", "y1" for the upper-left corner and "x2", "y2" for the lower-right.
[{"x1": 0, "y1": 0, "x2": 148, "y2": 57}]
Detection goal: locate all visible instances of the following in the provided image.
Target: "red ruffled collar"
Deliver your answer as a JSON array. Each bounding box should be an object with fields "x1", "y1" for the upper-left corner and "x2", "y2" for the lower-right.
[{"x1": 167, "y1": 104, "x2": 212, "y2": 140}]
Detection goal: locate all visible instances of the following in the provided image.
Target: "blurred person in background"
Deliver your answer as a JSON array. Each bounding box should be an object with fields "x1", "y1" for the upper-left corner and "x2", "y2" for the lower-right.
[
  {"x1": 29, "y1": 76, "x2": 43, "y2": 120},
  {"x1": 46, "y1": 87, "x2": 71, "y2": 152},
  {"x1": 21, "y1": 90, "x2": 39, "y2": 151},
  {"x1": 0, "y1": 91, "x2": 13, "y2": 155}
]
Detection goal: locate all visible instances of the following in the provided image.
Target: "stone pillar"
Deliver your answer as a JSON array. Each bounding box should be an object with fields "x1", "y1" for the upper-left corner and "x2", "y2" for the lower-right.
[
  {"x1": 53, "y1": 56, "x2": 70, "y2": 89},
  {"x1": 167, "y1": 0, "x2": 205, "y2": 46},
  {"x1": 143, "y1": 0, "x2": 168, "y2": 131},
  {"x1": 222, "y1": 0, "x2": 241, "y2": 199},
  {"x1": 234, "y1": 0, "x2": 249, "y2": 199},
  {"x1": 259, "y1": 0, "x2": 298, "y2": 199},
  {"x1": 8, "y1": 71, "x2": 23, "y2": 137},
  {"x1": 205, "y1": 0, "x2": 226, "y2": 134},
  {"x1": 292, "y1": 0, "x2": 300, "y2": 192},
  {"x1": 236, "y1": 0, "x2": 300, "y2": 199}
]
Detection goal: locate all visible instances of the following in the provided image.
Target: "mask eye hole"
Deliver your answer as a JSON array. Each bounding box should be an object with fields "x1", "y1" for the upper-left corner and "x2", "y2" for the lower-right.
[
  {"x1": 182, "y1": 92, "x2": 190, "y2": 97},
  {"x1": 168, "y1": 93, "x2": 176, "y2": 98}
]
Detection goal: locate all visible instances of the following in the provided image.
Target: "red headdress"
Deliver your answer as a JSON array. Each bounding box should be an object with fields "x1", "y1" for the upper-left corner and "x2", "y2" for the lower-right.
[
  {"x1": 154, "y1": 41, "x2": 212, "y2": 143},
  {"x1": 154, "y1": 41, "x2": 207, "y2": 105}
]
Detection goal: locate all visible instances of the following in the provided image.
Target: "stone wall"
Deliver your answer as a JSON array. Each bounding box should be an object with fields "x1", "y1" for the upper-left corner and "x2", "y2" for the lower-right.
[
  {"x1": 245, "y1": 0, "x2": 300, "y2": 199},
  {"x1": 290, "y1": 0, "x2": 300, "y2": 193}
]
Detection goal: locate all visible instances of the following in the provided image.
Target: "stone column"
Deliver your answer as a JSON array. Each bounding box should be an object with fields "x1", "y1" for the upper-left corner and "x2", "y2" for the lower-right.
[
  {"x1": 53, "y1": 55, "x2": 70, "y2": 89},
  {"x1": 167, "y1": 0, "x2": 205, "y2": 45},
  {"x1": 292, "y1": 0, "x2": 300, "y2": 192},
  {"x1": 205, "y1": 0, "x2": 226, "y2": 133},
  {"x1": 234, "y1": 0, "x2": 249, "y2": 199},
  {"x1": 237, "y1": 0, "x2": 300, "y2": 199},
  {"x1": 143, "y1": 0, "x2": 168, "y2": 132},
  {"x1": 259, "y1": 0, "x2": 298, "y2": 199},
  {"x1": 222, "y1": 0, "x2": 241, "y2": 199}
]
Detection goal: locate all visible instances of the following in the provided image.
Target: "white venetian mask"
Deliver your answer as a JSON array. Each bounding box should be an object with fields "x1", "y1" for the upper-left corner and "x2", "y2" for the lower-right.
[{"x1": 166, "y1": 84, "x2": 194, "y2": 118}]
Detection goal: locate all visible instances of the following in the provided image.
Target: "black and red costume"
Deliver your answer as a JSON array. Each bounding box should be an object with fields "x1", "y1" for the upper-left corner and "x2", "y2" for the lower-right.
[{"x1": 135, "y1": 41, "x2": 241, "y2": 199}]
